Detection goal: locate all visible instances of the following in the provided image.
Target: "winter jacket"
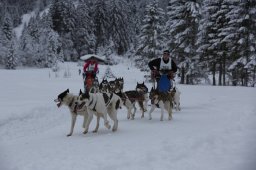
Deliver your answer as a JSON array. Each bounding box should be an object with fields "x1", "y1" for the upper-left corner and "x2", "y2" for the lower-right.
[{"x1": 83, "y1": 61, "x2": 98, "y2": 73}]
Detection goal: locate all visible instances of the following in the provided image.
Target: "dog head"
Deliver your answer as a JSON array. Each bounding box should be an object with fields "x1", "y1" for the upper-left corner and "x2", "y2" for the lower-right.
[
  {"x1": 116, "y1": 77, "x2": 124, "y2": 90},
  {"x1": 149, "y1": 87, "x2": 159, "y2": 104},
  {"x1": 100, "y1": 78, "x2": 109, "y2": 87},
  {"x1": 77, "y1": 91, "x2": 90, "y2": 109},
  {"x1": 136, "y1": 81, "x2": 148, "y2": 93},
  {"x1": 54, "y1": 89, "x2": 69, "y2": 107},
  {"x1": 108, "y1": 80, "x2": 117, "y2": 93}
]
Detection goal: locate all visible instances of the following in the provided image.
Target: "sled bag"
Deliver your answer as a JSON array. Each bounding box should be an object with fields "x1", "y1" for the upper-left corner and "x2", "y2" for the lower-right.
[{"x1": 158, "y1": 74, "x2": 171, "y2": 92}]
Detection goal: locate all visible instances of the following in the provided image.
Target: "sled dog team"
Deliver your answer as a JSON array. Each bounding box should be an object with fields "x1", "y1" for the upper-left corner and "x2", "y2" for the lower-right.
[{"x1": 54, "y1": 78, "x2": 181, "y2": 137}]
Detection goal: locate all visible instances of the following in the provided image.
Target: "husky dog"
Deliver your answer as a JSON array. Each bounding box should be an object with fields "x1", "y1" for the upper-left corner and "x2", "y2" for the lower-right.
[
  {"x1": 116, "y1": 77, "x2": 124, "y2": 92},
  {"x1": 108, "y1": 79, "x2": 118, "y2": 93},
  {"x1": 54, "y1": 89, "x2": 88, "y2": 136},
  {"x1": 77, "y1": 91, "x2": 121, "y2": 133},
  {"x1": 99, "y1": 78, "x2": 109, "y2": 93},
  {"x1": 115, "y1": 89, "x2": 146, "y2": 120},
  {"x1": 135, "y1": 82, "x2": 149, "y2": 112},
  {"x1": 148, "y1": 88, "x2": 173, "y2": 121},
  {"x1": 87, "y1": 78, "x2": 100, "y2": 93},
  {"x1": 171, "y1": 87, "x2": 181, "y2": 111}
]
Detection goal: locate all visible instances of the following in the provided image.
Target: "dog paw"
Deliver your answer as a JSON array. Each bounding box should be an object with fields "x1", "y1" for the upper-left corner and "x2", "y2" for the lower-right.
[
  {"x1": 83, "y1": 130, "x2": 88, "y2": 134},
  {"x1": 105, "y1": 124, "x2": 111, "y2": 129},
  {"x1": 112, "y1": 128, "x2": 117, "y2": 132},
  {"x1": 92, "y1": 130, "x2": 98, "y2": 133},
  {"x1": 66, "y1": 134, "x2": 72, "y2": 137},
  {"x1": 149, "y1": 117, "x2": 152, "y2": 120}
]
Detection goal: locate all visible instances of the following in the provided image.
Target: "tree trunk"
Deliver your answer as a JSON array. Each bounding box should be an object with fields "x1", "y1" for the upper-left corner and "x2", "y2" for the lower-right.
[
  {"x1": 223, "y1": 53, "x2": 226, "y2": 86},
  {"x1": 218, "y1": 61, "x2": 222, "y2": 86},
  {"x1": 245, "y1": 69, "x2": 248, "y2": 86},
  {"x1": 232, "y1": 70, "x2": 237, "y2": 86},
  {"x1": 212, "y1": 62, "x2": 216, "y2": 86},
  {"x1": 253, "y1": 67, "x2": 256, "y2": 87},
  {"x1": 180, "y1": 67, "x2": 185, "y2": 84}
]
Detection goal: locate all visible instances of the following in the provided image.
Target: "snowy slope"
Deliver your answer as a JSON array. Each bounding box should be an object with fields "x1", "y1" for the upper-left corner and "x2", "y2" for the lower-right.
[{"x1": 0, "y1": 61, "x2": 256, "y2": 170}]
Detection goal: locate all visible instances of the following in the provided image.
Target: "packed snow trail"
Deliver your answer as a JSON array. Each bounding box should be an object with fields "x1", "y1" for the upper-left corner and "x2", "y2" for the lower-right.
[{"x1": 0, "y1": 62, "x2": 256, "y2": 170}]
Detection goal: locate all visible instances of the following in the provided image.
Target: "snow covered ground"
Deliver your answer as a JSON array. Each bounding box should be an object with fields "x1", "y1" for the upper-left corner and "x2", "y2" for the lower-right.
[{"x1": 0, "y1": 61, "x2": 256, "y2": 170}]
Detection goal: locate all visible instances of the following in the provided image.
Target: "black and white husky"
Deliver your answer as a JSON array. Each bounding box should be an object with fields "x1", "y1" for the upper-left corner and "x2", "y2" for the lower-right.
[
  {"x1": 76, "y1": 91, "x2": 122, "y2": 133},
  {"x1": 54, "y1": 89, "x2": 88, "y2": 136}
]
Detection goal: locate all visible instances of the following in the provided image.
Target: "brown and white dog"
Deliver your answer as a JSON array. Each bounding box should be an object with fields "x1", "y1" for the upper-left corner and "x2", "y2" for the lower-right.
[
  {"x1": 148, "y1": 88, "x2": 173, "y2": 121},
  {"x1": 54, "y1": 89, "x2": 88, "y2": 136},
  {"x1": 135, "y1": 82, "x2": 149, "y2": 112}
]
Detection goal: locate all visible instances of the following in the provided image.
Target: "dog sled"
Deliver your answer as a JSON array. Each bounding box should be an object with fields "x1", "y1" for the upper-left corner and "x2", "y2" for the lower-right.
[{"x1": 152, "y1": 69, "x2": 175, "y2": 92}]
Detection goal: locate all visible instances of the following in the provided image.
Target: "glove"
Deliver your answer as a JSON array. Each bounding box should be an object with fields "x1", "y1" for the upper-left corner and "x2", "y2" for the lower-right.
[
  {"x1": 151, "y1": 70, "x2": 159, "y2": 78},
  {"x1": 168, "y1": 71, "x2": 175, "y2": 79},
  {"x1": 82, "y1": 72, "x2": 86, "y2": 79}
]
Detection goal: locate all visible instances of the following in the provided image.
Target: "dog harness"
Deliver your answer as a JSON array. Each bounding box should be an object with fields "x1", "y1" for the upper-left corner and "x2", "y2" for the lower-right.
[
  {"x1": 103, "y1": 93, "x2": 113, "y2": 107},
  {"x1": 88, "y1": 95, "x2": 97, "y2": 111},
  {"x1": 68, "y1": 97, "x2": 78, "y2": 113}
]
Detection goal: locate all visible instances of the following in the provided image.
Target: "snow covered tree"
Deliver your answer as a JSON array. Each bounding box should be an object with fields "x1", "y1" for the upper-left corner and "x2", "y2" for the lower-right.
[
  {"x1": 1, "y1": 11, "x2": 18, "y2": 69},
  {"x1": 72, "y1": 1, "x2": 95, "y2": 57},
  {"x1": 197, "y1": 0, "x2": 225, "y2": 86},
  {"x1": 227, "y1": 0, "x2": 256, "y2": 86},
  {"x1": 137, "y1": 0, "x2": 165, "y2": 59},
  {"x1": 92, "y1": 0, "x2": 111, "y2": 53},
  {"x1": 48, "y1": 0, "x2": 75, "y2": 34},
  {"x1": 5, "y1": 38, "x2": 18, "y2": 69},
  {"x1": 37, "y1": 13, "x2": 63, "y2": 68},
  {"x1": 108, "y1": 0, "x2": 132, "y2": 55},
  {"x1": 0, "y1": 26, "x2": 7, "y2": 65},
  {"x1": 166, "y1": 0, "x2": 201, "y2": 84},
  {"x1": 48, "y1": 0, "x2": 76, "y2": 61}
]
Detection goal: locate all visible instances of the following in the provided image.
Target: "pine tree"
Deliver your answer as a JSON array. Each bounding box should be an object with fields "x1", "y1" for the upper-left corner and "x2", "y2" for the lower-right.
[
  {"x1": 137, "y1": 0, "x2": 165, "y2": 59},
  {"x1": 48, "y1": 0, "x2": 76, "y2": 61},
  {"x1": 72, "y1": 1, "x2": 95, "y2": 57},
  {"x1": 228, "y1": 0, "x2": 256, "y2": 86},
  {"x1": 93, "y1": 0, "x2": 111, "y2": 53},
  {"x1": 49, "y1": 0, "x2": 74, "y2": 34},
  {"x1": 38, "y1": 13, "x2": 63, "y2": 68},
  {"x1": 1, "y1": 11, "x2": 19, "y2": 68},
  {"x1": 5, "y1": 38, "x2": 18, "y2": 69},
  {"x1": 166, "y1": 0, "x2": 201, "y2": 84},
  {"x1": 108, "y1": 0, "x2": 132, "y2": 55},
  {"x1": 197, "y1": 0, "x2": 222, "y2": 85}
]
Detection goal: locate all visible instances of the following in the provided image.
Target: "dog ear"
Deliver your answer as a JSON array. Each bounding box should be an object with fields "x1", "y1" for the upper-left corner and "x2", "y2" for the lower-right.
[
  {"x1": 66, "y1": 89, "x2": 69, "y2": 93},
  {"x1": 79, "y1": 89, "x2": 83, "y2": 95},
  {"x1": 143, "y1": 81, "x2": 144, "y2": 84}
]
